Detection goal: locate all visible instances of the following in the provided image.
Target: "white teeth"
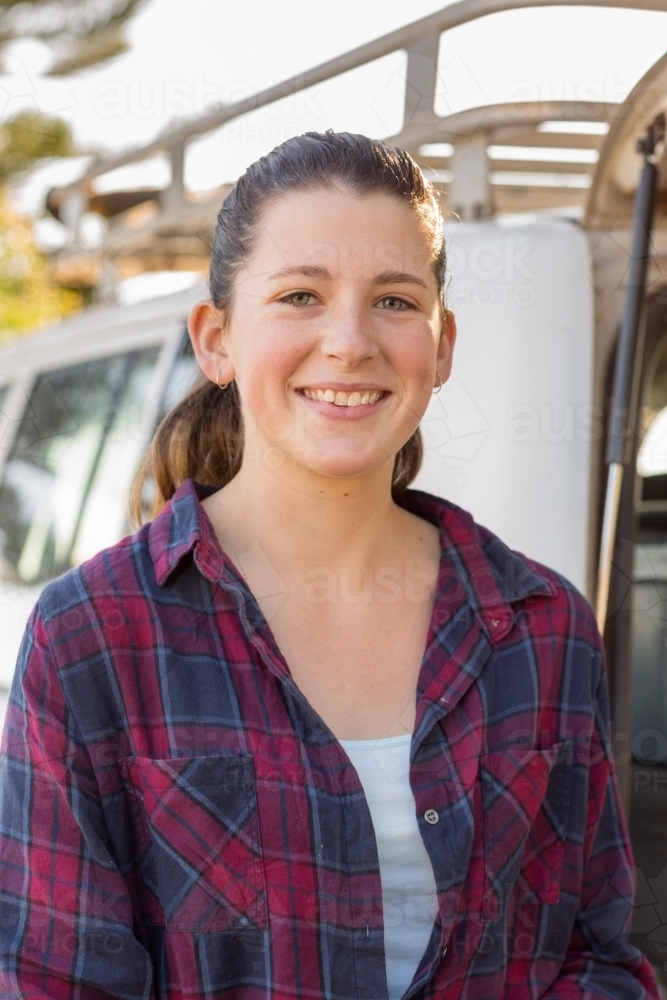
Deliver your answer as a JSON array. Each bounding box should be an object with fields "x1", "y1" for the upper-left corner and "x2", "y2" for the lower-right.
[{"x1": 301, "y1": 388, "x2": 384, "y2": 407}]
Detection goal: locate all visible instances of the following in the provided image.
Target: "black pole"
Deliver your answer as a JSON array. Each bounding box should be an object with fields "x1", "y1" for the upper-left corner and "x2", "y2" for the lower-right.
[
  {"x1": 596, "y1": 113, "x2": 664, "y2": 637},
  {"x1": 606, "y1": 121, "x2": 663, "y2": 468},
  {"x1": 596, "y1": 112, "x2": 664, "y2": 813}
]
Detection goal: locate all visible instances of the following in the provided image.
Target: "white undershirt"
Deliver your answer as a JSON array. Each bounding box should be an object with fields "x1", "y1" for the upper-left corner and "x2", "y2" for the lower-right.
[{"x1": 338, "y1": 733, "x2": 439, "y2": 1000}]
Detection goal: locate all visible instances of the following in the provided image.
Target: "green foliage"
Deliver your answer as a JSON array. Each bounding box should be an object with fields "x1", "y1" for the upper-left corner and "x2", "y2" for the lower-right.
[
  {"x1": 0, "y1": 111, "x2": 87, "y2": 341},
  {"x1": 0, "y1": 112, "x2": 87, "y2": 338},
  {"x1": 0, "y1": 112, "x2": 75, "y2": 179},
  {"x1": 0, "y1": 190, "x2": 85, "y2": 344},
  {"x1": 0, "y1": 0, "x2": 147, "y2": 76}
]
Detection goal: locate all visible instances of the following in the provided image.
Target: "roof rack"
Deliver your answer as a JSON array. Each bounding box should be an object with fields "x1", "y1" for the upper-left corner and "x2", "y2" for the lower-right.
[{"x1": 43, "y1": 0, "x2": 667, "y2": 290}]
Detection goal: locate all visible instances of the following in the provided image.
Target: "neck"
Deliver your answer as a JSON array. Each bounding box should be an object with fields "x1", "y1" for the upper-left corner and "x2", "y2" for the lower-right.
[{"x1": 202, "y1": 456, "x2": 410, "y2": 579}]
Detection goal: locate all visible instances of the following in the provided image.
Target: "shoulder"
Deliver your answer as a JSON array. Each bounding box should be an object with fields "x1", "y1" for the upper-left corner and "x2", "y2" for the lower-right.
[
  {"x1": 426, "y1": 493, "x2": 608, "y2": 717},
  {"x1": 15, "y1": 524, "x2": 168, "y2": 737},
  {"x1": 35, "y1": 521, "x2": 157, "y2": 646},
  {"x1": 405, "y1": 487, "x2": 601, "y2": 654},
  {"x1": 9, "y1": 526, "x2": 154, "y2": 725},
  {"x1": 467, "y1": 513, "x2": 606, "y2": 705},
  {"x1": 479, "y1": 520, "x2": 600, "y2": 644}
]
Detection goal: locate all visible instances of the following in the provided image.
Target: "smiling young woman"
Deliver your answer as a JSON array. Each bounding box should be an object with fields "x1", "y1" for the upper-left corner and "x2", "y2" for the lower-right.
[
  {"x1": 184, "y1": 183, "x2": 454, "y2": 744},
  {"x1": 0, "y1": 132, "x2": 658, "y2": 1000}
]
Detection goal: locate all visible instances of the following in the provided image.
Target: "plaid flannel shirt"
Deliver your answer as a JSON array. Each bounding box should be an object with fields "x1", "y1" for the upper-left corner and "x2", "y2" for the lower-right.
[{"x1": 0, "y1": 478, "x2": 658, "y2": 1000}]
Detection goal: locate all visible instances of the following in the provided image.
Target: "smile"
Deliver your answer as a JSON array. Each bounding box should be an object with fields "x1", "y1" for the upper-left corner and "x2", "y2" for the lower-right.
[{"x1": 300, "y1": 388, "x2": 385, "y2": 407}]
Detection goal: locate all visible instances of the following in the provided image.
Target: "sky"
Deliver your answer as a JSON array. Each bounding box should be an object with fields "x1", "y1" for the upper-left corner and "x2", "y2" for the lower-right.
[{"x1": 2, "y1": 0, "x2": 667, "y2": 197}]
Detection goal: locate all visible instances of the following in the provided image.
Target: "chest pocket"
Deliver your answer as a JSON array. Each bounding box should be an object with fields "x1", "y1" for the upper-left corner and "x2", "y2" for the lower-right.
[
  {"x1": 481, "y1": 741, "x2": 572, "y2": 920},
  {"x1": 119, "y1": 753, "x2": 268, "y2": 932}
]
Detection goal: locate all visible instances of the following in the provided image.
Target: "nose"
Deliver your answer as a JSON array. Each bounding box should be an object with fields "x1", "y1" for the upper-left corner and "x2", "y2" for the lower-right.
[{"x1": 319, "y1": 299, "x2": 378, "y2": 368}]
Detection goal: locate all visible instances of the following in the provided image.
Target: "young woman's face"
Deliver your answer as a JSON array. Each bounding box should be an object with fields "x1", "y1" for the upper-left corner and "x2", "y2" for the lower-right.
[{"x1": 190, "y1": 187, "x2": 455, "y2": 486}]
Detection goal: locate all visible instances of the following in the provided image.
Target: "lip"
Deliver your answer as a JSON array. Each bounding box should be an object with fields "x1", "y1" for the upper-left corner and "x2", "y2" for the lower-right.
[
  {"x1": 295, "y1": 383, "x2": 388, "y2": 393},
  {"x1": 295, "y1": 386, "x2": 389, "y2": 419}
]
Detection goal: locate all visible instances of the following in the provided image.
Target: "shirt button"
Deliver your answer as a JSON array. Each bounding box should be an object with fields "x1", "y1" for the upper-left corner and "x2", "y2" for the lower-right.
[
  {"x1": 442, "y1": 945, "x2": 448, "y2": 959},
  {"x1": 424, "y1": 808, "x2": 439, "y2": 825}
]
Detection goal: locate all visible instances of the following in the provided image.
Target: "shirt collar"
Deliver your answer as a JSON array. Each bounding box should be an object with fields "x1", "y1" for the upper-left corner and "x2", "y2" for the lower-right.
[
  {"x1": 149, "y1": 478, "x2": 556, "y2": 637},
  {"x1": 394, "y1": 488, "x2": 556, "y2": 641},
  {"x1": 149, "y1": 478, "x2": 223, "y2": 587}
]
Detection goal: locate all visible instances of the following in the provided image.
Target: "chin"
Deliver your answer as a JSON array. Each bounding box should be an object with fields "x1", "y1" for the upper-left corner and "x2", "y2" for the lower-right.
[{"x1": 299, "y1": 446, "x2": 393, "y2": 481}]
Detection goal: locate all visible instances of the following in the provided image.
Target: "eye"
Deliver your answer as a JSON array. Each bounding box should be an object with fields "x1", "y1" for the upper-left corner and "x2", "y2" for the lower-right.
[
  {"x1": 279, "y1": 291, "x2": 319, "y2": 307},
  {"x1": 376, "y1": 295, "x2": 414, "y2": 311}
]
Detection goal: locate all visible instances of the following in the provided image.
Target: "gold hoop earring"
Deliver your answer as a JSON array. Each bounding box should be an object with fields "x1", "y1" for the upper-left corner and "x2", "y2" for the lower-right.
[
  {"x1": 432, "y1": 376, "x2": 443, "y2": 394},
  {"x1": 216, "y1": 369, "x2": 232, "y2": 390}
]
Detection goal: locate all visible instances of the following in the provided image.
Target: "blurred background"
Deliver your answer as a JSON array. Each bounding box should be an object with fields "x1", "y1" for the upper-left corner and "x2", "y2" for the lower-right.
[
  {"x1": 1, "y1": 0, "x2": 667, "y2": 316},
  {"x1": 2, "y1": 0, "x2": 667, "y2": 989}
]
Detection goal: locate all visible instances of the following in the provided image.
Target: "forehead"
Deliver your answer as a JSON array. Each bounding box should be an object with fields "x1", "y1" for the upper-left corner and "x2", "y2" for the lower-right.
[{"x1": 248, "y1": 187, "x2": 435, "y2": 277}]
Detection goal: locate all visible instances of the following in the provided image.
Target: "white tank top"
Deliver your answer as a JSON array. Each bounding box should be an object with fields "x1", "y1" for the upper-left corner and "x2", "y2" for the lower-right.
[{"x1": 338, "y1": 733, "x2": 439, "y2": 1000}]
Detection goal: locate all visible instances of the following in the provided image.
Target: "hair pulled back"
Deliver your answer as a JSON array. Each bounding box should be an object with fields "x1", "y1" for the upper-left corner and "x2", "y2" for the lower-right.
[{"x1": 131, "y1": 131, "x2": 446, "y2": 524}]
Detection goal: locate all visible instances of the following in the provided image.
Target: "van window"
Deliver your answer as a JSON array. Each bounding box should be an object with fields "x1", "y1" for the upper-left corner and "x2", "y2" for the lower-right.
[
  {"x1": 158, "y1": 329, "x2": 199, "y2": 421},
  {"x1": 0, "y1": 347, "x2": 159, "y2": 585},
  {"x1": 124, "y1": 331, "x2": 200, "y2": 524}
]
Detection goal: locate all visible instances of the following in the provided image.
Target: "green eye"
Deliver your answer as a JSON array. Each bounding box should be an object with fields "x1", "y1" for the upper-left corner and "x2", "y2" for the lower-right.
[
  {"x1": 282, "y1": 292, "x2": 318, "y2": 306},
  {"x1": 378, "y1": 296, "x2": 411, "y2": 310}
]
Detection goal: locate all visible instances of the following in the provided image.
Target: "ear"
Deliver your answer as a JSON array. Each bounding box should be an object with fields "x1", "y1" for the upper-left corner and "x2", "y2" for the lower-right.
[
  {"x1": 188, "y1": 299, "x2": 236, "y2": 386},
  {"x1": 435, "y1": 308, "x2": 456, "y2": 388}
]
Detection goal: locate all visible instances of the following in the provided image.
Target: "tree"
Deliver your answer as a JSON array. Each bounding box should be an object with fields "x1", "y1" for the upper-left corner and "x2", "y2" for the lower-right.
[
  {"x1": 0, "y1": 112, "x2": 85, "y2": 340},
  {"x1": 0, "y1": 111, "x2": 75, "y2": 179},
  {"x1": 0, "y1": 189, "x2": 84, "y2": 344},
  {"x1": 0, "y1": 0, "x2": 147, "y2": 76},
  {"x1": 0, "y1": 0, "x2": 148, "y2": 338}
]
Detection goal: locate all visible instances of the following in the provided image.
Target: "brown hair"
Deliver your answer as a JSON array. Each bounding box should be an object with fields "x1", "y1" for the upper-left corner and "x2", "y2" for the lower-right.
[{"x1": 131, "y1": 131, "x2": 446, "y2": 524}]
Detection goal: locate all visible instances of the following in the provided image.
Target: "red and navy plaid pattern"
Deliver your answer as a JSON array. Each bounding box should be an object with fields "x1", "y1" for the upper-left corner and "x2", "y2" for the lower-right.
[{"x1": 0, "y1": 479, "x2": 658, "y2": 999}]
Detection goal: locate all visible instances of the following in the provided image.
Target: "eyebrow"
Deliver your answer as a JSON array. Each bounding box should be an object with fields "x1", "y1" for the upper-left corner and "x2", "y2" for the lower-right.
[
  {"x1": 267, "y1": 265, "x2": 428, "y2": 288},
  {"x1": 267, "y1": 265, "x2": 332, "y2": 281},
  {"x1": 373, "y1": 270, "x2": 428, "y2": 288}
]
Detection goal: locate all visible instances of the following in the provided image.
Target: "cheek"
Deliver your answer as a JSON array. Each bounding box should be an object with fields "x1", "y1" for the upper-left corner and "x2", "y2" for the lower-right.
[
  {"x1": 239, "y1": 334, "x2": 302, "y2": 401},
  {"x1": 386, "y1": 337, "x2": 438, "y2": 430},
  {"x1": 236, "y1": 333, "x2": 308, "y2": 442},
  {"x1": 391, "y1": 333, "x2": 437, "y2": 394}
]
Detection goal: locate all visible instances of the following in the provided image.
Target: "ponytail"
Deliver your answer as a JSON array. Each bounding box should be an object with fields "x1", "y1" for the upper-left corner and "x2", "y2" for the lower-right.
[{"x1": 130, "y1": 375, "x2": 243, "y2": 525}]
